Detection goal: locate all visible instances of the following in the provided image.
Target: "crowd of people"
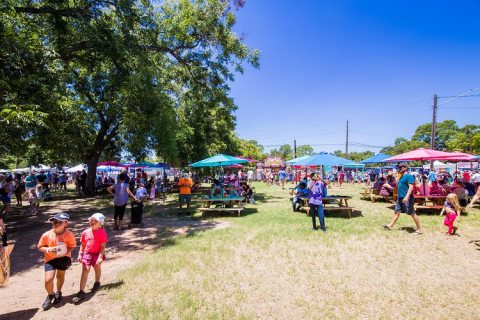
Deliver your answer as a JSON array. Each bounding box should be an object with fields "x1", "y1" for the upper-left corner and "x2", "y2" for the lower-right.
[{"x1": 1, "y1": 162, "x2": 480, "y2": 311}]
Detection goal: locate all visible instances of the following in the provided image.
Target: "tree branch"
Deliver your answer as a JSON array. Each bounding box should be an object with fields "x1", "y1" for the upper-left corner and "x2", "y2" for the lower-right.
[{"x1": 14, "y1": 6, "x2": 90, "y2": 18}]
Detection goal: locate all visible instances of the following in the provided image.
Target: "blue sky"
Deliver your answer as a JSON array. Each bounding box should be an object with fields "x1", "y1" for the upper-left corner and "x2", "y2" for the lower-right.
[{"x1": 229, "y1": 0, "x2": 480, "y2": 153}]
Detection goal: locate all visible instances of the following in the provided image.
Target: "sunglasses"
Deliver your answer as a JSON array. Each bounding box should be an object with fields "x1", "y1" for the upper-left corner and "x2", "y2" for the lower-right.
[{"x1": 51, "y1": 220, "x2": 64, "y2": 225}]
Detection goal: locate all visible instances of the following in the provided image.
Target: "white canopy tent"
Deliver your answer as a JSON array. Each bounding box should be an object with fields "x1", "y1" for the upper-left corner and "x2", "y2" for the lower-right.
[
  {"x1": 422, "y1": 160, "x2": 456, "y2": 171},
  {"x1": 65, "y1": 164, "x2": 86, "y2": 173}
]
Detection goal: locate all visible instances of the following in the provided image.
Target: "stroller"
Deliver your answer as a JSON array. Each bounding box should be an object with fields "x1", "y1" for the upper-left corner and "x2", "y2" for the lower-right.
[
  {"x1": 42, "y1": 183, "x2": 54, "y2": 202},
  {"x1": 129, "y1": 200, "x2": 144, "y2": 228}
]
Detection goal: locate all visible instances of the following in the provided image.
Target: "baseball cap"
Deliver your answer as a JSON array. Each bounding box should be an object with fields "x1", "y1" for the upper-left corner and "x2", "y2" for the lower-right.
[
  {"x1": 48, "y1": 212, "x2": 70, "y2": 222},
  {"x1": 89, "y1": 213, "x2": 105, "y2": 225},
  {"x1": 397, "y1": 162, "x2": 408, "y2": 168}
]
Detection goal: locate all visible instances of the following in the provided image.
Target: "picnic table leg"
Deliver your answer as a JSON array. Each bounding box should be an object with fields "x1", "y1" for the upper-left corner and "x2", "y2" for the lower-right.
[{"x1": 348, "y1": 209, "x2": 352, "y2": 219}]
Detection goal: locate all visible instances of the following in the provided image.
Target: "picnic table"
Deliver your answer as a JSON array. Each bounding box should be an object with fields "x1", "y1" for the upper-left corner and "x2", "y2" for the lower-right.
[
  {"x1": 361, "y1": 187, "x2": 373, "y2": 199},
  {"x1": 198, "y1": 196, "x2": 245, "y2": 217},
  {"x1": 413, "y1": 194, "x2": 446, "y2": 210},
  {"x1": 296, "y1": 195, "x2": 355, "y2": 218},
  {"x1": 288, "y1": 187, "x2": 296, "y2": 195}
]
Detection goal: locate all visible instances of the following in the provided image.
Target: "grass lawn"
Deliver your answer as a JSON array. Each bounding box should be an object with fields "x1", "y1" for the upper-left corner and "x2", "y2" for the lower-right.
[{"x1": 108, "y1": 182, "x2": 480, "y2": 320}]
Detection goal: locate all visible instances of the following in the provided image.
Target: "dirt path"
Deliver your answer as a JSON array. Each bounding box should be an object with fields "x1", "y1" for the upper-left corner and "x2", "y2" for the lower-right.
[{"x1": 0, "y1": 196, "x2": 229, "y2": 320}]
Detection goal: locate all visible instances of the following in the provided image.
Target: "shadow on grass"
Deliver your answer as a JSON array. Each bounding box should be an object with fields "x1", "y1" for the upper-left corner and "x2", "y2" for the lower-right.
[
  {"x1": 399, "y1": 226, "x2": 416, "y2": 233},
  {"x1": 254, "y1": 192, "x2": 285, "y2": 203},
  {"x1": 325, "y1": 209, "x2": 363, "y2": 219}
]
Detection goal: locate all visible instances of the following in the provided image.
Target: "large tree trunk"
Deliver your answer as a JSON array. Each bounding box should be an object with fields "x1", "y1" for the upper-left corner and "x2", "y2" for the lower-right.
[{"x1": 85, "y1": 155, "x2": 100, "y2": 195}]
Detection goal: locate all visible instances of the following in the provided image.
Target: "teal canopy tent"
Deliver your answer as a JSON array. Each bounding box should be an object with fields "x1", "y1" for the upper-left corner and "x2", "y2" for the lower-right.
[
  {"x1": 190, "y1": 154, "x2": 248, "y2": 168},
  {"x1": 291, "y1": 152, "x2": 362, "y2": 167}
]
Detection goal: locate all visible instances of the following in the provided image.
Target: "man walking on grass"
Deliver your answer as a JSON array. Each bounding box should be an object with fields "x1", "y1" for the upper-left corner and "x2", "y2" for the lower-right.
[{"x1": 383, "y1": 162, "x2": 423, "y2": 234}]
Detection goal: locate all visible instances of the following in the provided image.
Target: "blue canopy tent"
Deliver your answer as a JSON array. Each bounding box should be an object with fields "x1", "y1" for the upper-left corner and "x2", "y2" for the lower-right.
[
  {"x1": 285, "y1": 155, "x2": 311, "y2": 164},
  {"x1": 361, "y1": 153, "x2": 392, "y2": 176},
  {"x1": 360, "y1": 153, "x2": 391, "y2": 164},
  {"x1": 190, "y1": 154, "x2": 248, "y2": 168},
  {"x1": 289, "y1": 152, "x2": 363, "y2": 182}
]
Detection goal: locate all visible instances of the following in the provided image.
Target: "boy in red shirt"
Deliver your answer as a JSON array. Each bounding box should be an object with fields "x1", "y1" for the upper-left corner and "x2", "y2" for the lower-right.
[
  {"x1": 37, "y1": 212, "x2": 76, "y2": 310},
  {"x1": 73, "y1": 213, "x2": 108, "y2": 303}
]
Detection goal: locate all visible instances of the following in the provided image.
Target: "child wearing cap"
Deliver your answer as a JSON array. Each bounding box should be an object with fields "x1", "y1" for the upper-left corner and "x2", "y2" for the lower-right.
[
  {"x1": 37, "y1": 212, "x2": 76, "y2": 310},
  {"x1": 73, "y1": 213, "x2": 108, "y2": 303}
]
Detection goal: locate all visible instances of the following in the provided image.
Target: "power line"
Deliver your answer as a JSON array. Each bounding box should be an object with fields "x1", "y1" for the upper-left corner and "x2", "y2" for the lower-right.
[
  {"x1": 437, "y1": 85, "x2": 480, "y2": 106},
  {"x1": 349, "y1": 130, "x2": 399, "y2": 138}
]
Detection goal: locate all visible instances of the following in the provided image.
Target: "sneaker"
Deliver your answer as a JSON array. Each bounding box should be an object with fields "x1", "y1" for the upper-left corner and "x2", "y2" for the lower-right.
[
  {"x1": 53, "y1": 291, "x2": 62, "y2": 304},
  {"x1": 42, "y1": 294, "x2": 54, "y2": 310},
  {"x1": 91, "y1": 282, "x2": 101, "y2": 292},
  {"x1": 72, "y1": 290, "x2": 85, "y2": 304},
  {"x1": 312, "y1": 227, "x2": 318, "y2": 231}
]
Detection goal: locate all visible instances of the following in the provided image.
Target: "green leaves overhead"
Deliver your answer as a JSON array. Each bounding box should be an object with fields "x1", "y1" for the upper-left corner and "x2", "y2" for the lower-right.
[{"x1": 1, "y1": 0, "x2": 260, "y2": 175}]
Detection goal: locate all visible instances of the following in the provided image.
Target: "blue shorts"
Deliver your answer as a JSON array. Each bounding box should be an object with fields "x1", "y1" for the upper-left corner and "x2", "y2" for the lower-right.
[
  {"x1": 0, "y1": 195, "x2": 11, "y2": 203},
  {"x1": 179, "y1": 194, "x2": 191, "y2": 205},
  {"x1": 44, "y1": 256, "x2": 71, "y2": 271},
  {"x1": 394, "y1": 196, "x2": 415, "y2": 215}
]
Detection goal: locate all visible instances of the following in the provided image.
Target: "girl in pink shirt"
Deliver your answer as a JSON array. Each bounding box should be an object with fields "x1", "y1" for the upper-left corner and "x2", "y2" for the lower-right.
[{"x1": 73, "y1": 213, "x2": 108, "y2": 303}]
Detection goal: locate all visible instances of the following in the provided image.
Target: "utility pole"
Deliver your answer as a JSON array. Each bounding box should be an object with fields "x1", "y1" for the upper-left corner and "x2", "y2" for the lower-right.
[
  {"x1": 430, "y1": 94, "x2": 437, "y2": 170},
  {"x1": 431, "y1": 94, "x2": 437, "y2": 150},
  {"x1": 294, "y1": 139, "x2": 297, "y2": 158},
  {"x1": 345, "y1": 120, "x2": 349, "y2": 156}
]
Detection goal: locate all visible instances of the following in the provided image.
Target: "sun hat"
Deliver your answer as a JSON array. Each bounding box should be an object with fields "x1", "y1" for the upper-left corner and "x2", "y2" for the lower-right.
[
  {"x1": 48, "y1": 212, "x2": 70, "y2": 222},
  {"x1": 89, "y1": 213, "x2": 105, "y2": 225}
]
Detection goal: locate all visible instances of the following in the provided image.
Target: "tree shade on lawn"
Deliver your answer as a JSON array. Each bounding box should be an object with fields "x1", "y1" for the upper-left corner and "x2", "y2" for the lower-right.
[{"x1": 189, "y1": 154, "x2": 248, "y2": 168}]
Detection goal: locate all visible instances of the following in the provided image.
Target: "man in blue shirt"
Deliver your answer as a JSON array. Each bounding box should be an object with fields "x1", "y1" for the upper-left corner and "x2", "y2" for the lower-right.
[
  {"x1": 383, "y1": 162, "x2": 423, "y2": 234},
  {"x1": 278, "y1": 169, "x2": 287, "y2": 189}
]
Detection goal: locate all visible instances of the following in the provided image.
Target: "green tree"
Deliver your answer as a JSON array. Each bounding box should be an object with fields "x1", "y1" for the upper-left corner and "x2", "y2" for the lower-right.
[
  {"x1": 412, "y1": 120, "x2": 458, "y2": 150},
  {"x1": 380, "y1": 140, "x2": 429, "y2": 155},
  {"x1": 269, "y1": 144, "x2": 293, "y2": 160},
  {"x1": 296, "y1": 145, "x2": 314, "y2": 157},
  {"x1": 3, "y1": 0, "x2": 259, "y2": 193},
  {"x1": 236, "y1": 139, "x2": 265, "y2": 160},
  {"x1": 333, "y1": 150, "x2": 375, "y2": 162}
]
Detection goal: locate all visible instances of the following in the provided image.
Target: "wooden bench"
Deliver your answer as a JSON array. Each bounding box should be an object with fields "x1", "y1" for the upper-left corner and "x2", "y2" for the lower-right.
[
  {"x1": 414, "y1": 205, "x2": 444, "y2": 211},
  {"x1": 198, "y1": 207, "x2": 244, "y2": 217},
  {"x1": 304, "y1": 206, "x2": 354, "y2": 219}
]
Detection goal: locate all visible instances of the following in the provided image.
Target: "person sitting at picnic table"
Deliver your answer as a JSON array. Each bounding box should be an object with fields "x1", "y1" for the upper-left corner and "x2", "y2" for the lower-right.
[
  {"x1": 464, "y1": 180, "x2": 476, "y2": 197},
  {"x1": 372, "y1": 178, "x2": 384, "y2": 194},
  {"x1": 210, "y1": 179, "x2": 222, "y2": 198},
  {"x1": 429, "y1": 181, "x2": 446, "y2": 196},
  {"x1": 240, "y1": 182, "x2": 253, "y2": 203},
  {"x1": 292, "y1": 182, "x2": 308, "y2": 212},
  {"x1": 224, "y1": 184, "x2": 239, "y2": 198},
  {"x1": 451, "y1": 180, "x2": 468, "y2": 207},
  {"x1": 379, "y1": 177, "x2": 393, "y2": 196}
]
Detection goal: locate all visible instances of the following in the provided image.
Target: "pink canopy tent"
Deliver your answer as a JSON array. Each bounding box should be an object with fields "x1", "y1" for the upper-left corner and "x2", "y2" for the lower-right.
[
  {"x1": 385, "y1": 148, "x2": 474, "y2": 162},
  {"x1": 97, "y1": 161, "x2": 124, "y2": 167},
  {"x1": 385, "y1": 148, "x2": 475, "y2": 194}
]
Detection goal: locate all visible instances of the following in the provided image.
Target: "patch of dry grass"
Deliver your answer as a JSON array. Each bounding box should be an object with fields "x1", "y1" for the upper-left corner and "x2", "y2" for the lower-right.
[{"x1": 109, "y1": 182, "x2": 480, "y2": 320}]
